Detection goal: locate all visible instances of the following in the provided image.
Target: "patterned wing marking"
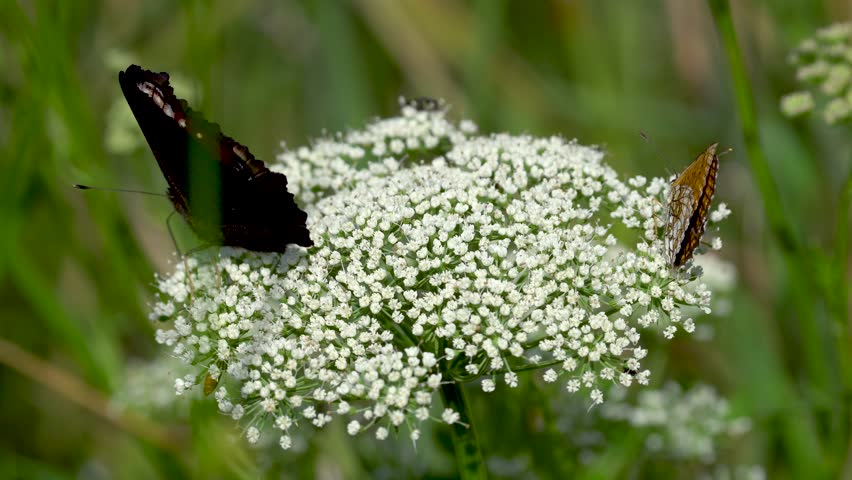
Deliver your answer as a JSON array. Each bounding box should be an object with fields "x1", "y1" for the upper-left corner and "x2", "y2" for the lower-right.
[
  {"x1": 665, "y1": 184, "x2": 697, "y2": 266},
  {"x1": 673, "y1": 153, "x2": 718, "y2": 266}
]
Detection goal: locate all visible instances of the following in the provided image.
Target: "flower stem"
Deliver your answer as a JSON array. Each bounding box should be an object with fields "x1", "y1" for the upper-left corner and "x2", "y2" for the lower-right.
[
  {"x1": 833, "y1": 166, "x2": 852, "y2": 381},
  {"x1": 833, "y1": 165, "x2": 852, "y2": 451},
  {"x1": 708, "y1": 0, "x2": 829, "y2": 474},
  {"x1": 707, "y1": 0, "x2": 799, "y2": 253},
  {"x1": 440, "y1": 381, "x2": 487, "y2": 479}
]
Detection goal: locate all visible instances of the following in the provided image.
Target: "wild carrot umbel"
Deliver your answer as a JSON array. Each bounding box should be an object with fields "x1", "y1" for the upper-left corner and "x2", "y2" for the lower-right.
[{"x1": 150, "y1": 104, "x2": 728, "y2": 474}]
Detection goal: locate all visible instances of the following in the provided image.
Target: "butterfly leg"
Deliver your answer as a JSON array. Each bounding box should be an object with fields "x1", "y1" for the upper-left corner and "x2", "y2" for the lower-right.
[
  {"x1": 216, "y1": 251, "x2": 222, "y2": 289},
  {"x1": 166, "y1": 211, "x2": 195, "y2": 303},
  {"x1": 650, "y1": 196, "x2": 666, "y2": 232},
  {"x1": 165, "y1": 210, "x2": 183, "y2": 255},
  {"x1": 184, "y1": 257, "x2": 195, "y2": 304},
  {"x1": 184, "y1": 244, "x2": 215, "y2": 256},
  {"x1": 647, "y1": 196, "x2": 668, "y2": 258}
]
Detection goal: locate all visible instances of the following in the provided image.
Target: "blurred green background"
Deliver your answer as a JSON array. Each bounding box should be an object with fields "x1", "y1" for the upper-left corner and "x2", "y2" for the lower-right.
[{"x1": 1, "y1": 0, "x2": 851, "y2": 478}]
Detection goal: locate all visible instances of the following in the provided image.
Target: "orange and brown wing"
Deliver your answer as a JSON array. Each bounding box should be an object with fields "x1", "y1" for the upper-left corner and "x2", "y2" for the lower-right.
[
  {"x1": 673, "y1": 150, "x2": 718, "y2": 266},
  {"x1": 665, "y1": 184, "x2": 697, "y2": 266},
  {"x1": 666, "y1": 144, "x2": 719, "y2": 267}
]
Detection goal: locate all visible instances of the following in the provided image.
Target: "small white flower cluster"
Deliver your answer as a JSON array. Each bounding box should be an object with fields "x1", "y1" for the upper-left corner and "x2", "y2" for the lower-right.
[
  {"x1": 275, "y1": 103, "x2": 475, "y2": 206},
  {"x1": 700, "y1": 464, "x2": 766, "y2": 480},
  {"x1": 602, "y1": 382, "x2": 751, "y2": 463},
  {"x1": 111, "y1": 355, "x2": 194, "y2": 418},
  {"x1": 781, "y1": 22, "x2": 852, "y2": 124},
  {"x1": 694, "y1": 254, "x2": 737, "y2": 323},
  {"x1": 151, "y1": 105, "x2": 726, "y2": 447}
]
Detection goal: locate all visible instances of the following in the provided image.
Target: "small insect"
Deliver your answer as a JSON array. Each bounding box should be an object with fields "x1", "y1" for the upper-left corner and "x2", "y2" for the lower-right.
[
  {"x1": 665, "y1": 143, "x2": 723, "y2": 268},
  {"x1": 399, "y1": 96, "x2": 443, "y2": 112},
  {"x1": 203, "y1": 372, "x2": 219, "y2": 396},
  {"x1": 118, "y1": 65, "x2": 313, "y2": 252}
]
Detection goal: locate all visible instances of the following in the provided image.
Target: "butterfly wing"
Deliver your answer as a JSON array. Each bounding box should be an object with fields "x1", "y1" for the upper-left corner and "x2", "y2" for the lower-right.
[
  {"x1": 665, "y1": 144, "x2": 719, "y2": 267},
  {"x1": 220, "y1": 169, "x2": 313, "y2": 250},
  {"x1": 674, "y1": 151, "x2": 718, "y2": 266},
  {"x1": 665, "y1": 184, "x2": 697, "y2": 267},
  {"x1": 119, "y1": 65, "x2": 312, "y2": 251},
  {"x1": 119, "y1": 66, "x2": 194, "y2": 215}
]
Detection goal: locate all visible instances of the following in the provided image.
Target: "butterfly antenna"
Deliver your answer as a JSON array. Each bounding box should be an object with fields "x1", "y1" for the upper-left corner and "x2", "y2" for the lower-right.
[
  {"x1": 76, "y1": 183, "x2": 183, "y2": 251},
  {"x1": 164, "y1": 210, "x2": 184, "y2": 256},
  {"x1": 73, "y1": 184, "x2": 168, "y2": 197},
  {"x1": 76, "y1": 183, "x2": 197, "y2": 300},
  {"x1": 639, "y1": 131, "x2": 675, "y2": 177}
]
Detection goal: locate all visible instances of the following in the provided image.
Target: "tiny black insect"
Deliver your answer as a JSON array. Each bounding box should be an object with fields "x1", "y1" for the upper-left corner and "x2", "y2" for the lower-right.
[
  {"x1": 399, "y1": 96, "x2": 443, "y2": 112},
  {"x1": 118, "y1": 65, "x2": 312, "y2": 252}
]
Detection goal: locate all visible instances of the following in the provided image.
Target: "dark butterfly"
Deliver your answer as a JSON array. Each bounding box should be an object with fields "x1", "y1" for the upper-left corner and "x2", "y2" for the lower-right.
[{"x1": 118, "y1": 64, "x2": 312, "y2": 252}]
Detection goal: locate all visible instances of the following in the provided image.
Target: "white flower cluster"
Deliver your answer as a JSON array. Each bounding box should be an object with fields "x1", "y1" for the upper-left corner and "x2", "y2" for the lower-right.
[
  {"x1": 694, "y1": 253, "x2": 737, "y2": 323},
  {"x1": 781, "y1": 22, "x2": 852, "y2": 123},
  {"x1": 700, "y1": 464, "x2": 766, "y2": 480},
  {"x1": 111, "y1": 355, "x2": 194, "y2": 418},
  {"x1": 275, "y1": 103, "x2": 475, "y2": 206},
  {"x1": 150, "y1": 105, "x2": 726, "y2": 447},
  {"x1": 602, "y1": 382, "x2": 751, "y2": 463}
]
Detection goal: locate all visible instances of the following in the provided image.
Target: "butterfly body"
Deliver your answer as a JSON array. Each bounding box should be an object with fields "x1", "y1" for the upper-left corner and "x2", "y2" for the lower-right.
[
  {"x1": 665, "y1": 143, "x2": 719, "y2": 268},
  {"x1": 118, "y1": 65, "x2": 312, "y2": 252}
]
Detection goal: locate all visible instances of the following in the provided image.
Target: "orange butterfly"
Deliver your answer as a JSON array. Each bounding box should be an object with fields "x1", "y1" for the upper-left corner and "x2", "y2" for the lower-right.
[{"x1": 665, "y1": 143, "x2": 723, "y2": 268}]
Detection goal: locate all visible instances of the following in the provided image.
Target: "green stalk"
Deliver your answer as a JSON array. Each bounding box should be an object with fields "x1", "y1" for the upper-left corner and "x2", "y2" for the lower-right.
[
  {"x1": 707, "y1": 0, "x2": 798, "y2": 253},
  {"x1": 834, "y1": 167, "x2": 852, "y2": 370},
  {"x1": 440, "y1": 381, "x2": 487, "y2": 480},
  {"x1": 707, "y1": 0, "x2": 832, "y2": 391},
  {"x1": 835, "y1": 166, "x2": 852, "y2": 460},
  {"x1": 707, "y1": 0, "x2": 829, "y2": 474}
]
